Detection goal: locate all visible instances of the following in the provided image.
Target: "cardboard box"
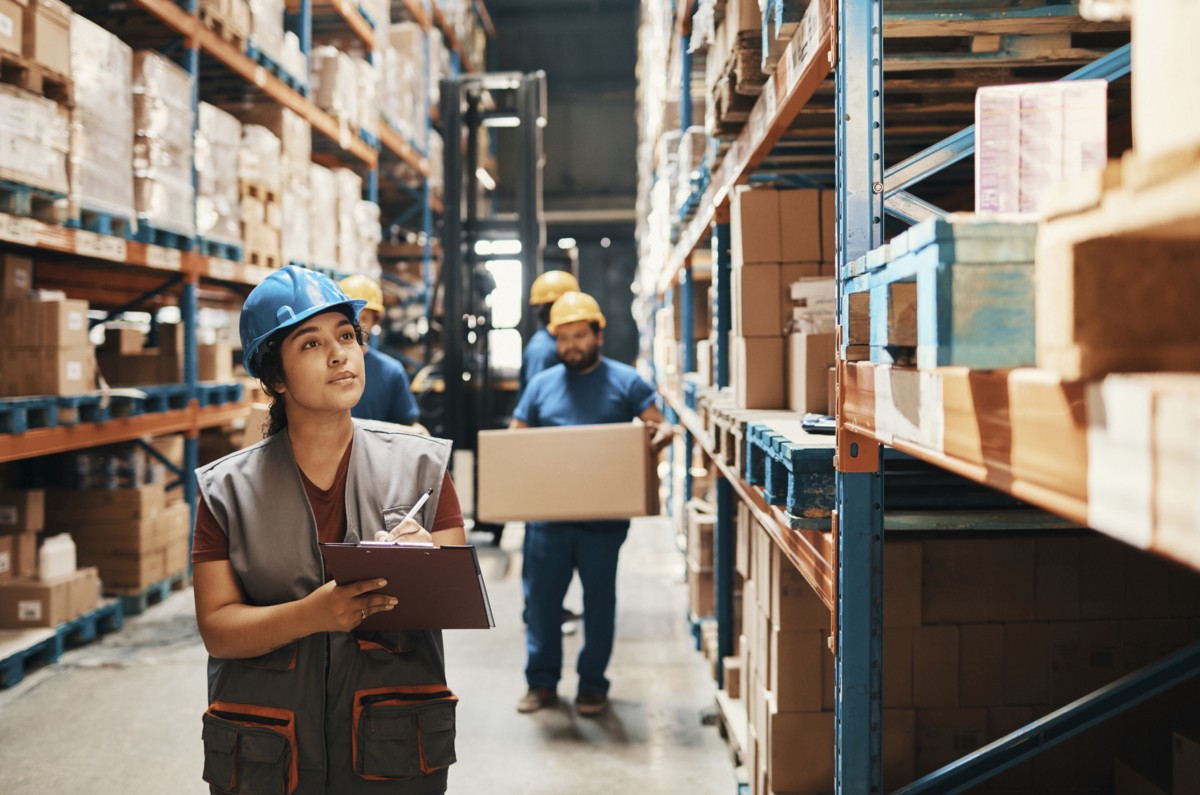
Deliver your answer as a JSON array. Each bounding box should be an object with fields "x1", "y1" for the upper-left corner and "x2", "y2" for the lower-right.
[
  {"x1": 884, "y1": 627, "x2": 914, "y2": 708},
  {"x1": 22, "y1": 0, "x2": 69, "y2": 75},
  {"x1": 29, "y1": 299, "x2": 90, "y2": 349},
  {"x1": 0, "y1": 252, "x2": 32, "y2": 302},
  {"x1": 476, "y1": 424, "x2": 658, "y2": 523},
  {"x1": 735, "y1": 503, "x2": 751, "y2": 579},
  {"x1": 883, "y1": 709, "x2": 917, "y2": 791},
  {"x1": 787, "y1": 332, "x2": 836, "y2": 414},
  {"x1": 731, "y1": 187, "x2": 781, "y2": 266},
  {"x1": 1035, "y1": 537, "x2": 1081, "y2": 621},
  {"x1": 1174, "y1": 730, "x2": 1200, "y2": 795},
  {"x1": 770, "y1": 627, "x2": 824, "y2": 711},
  {"x1": 687, "y1": 503, "x2": 715, "y2": 569},
  {"x1": 198, "y1": 341, "x2": 233, "y2": 382},
  {"x1": 0, "y1": 489, "x2": 44, "y2": 533},
  {"x1": 34, "y1": 347, "x2": 95, "y2": 396},
  {"x1": 772, "y1": 547, "x2": 829, "y2": 632},
  {"x1": 915, "y1": 708, "x2": 988, "y2": 778},
  {"x1": 81, "y1": 547, "x2": 167, "y2": 591},
  {"x1": 1132, "y1": 0, "x2": 1200, "y2": 160},
  {"x1": 780, "y1": 262, "x2": 825, "y2": 328},
  {"x1": 1079, "y1": 537, "x2": 1126, "y2": 619},
  {"x1": 11, "y1": 530, "x2": 36, "y2": 578},
  {"x1": 766, "y1": 709, "x2": 834, "y2": 793},
  {"x1": 733, "y1": 263, "x2": 783, "y2": 337},
  {"x1": 922, "y1": 539, "x2": 989, "y2": 624},
  {"x1": 46, "y1": 483, "x2": 167, "y2": 524},
  {"x1": 913, "y1": 626, "x2": 959, "y2": 708},
  {"x1": 986, "y1": 707, "x2": 1035, "y2": 789},
  {"x1": 100, "y1": 326, "x2": 147, "y2": 355},
  {"x1": 0, "y1": 0, "x2": 27, "y2": 54},
  {"x1": 69, "y1": 566, "x2": 99, "y2": 618},
  {"x1": 986, "y1": 538, "x2": 1036, "y2": 622},
  {"x1": 1049, "y1": 620, "x2": 1121, "y2": 704},
  {"x1": 778, "y1": 190, "x2": 823, "y2": 263},
  {"x1": 734, "y1": 336, "x2": 786, "y2": 410},
  {"x1": 0, "y1": 534, "x2": 12, "y2": 582},
  {"x1": 959, "y1": 624, "x2": 1005, "y2": 707},
  {"x1": 1003, "y1": 622, "x2": 1050, "y2": 706},
  {"x1": 165, "y1": 533, "x2": 189, "y2": 577},
  {"x1": 688, "y1": 558, "x2": 715, "y2": 618},
  {"x1": 1114, "y1": 758, "x2": 1170, "y2": 795},
  {"x1": 0, "y1": 576, "x2": 71, "y2": 628},
  {"x1": 884, "y1": 541, "x2": 922, "y2": 628}
]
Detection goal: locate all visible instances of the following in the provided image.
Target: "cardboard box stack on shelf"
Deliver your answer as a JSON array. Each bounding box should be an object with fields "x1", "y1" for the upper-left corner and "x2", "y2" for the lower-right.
[
  {"x1": 686, "y1": 499, "x2": 716, "y2": 619},
  {"x1": 733, "y1": 504, "x2": 1200, "y2": 794},
  {"x1": 132, "y1": 51, "x2": 197, "y2": 239},
  {"x1": 69, "y1": 15, "x2": 135, "y2": 230},
  {"x1": 248, "y1": 0, "x2": 285, "y2": 66},
  {"x1": 312, "y1": 47, "x2": 362, "y2": 135},
  {"x1": 235, "y1": 104, "x2": 312, "y2": 267},
  {"x1": 0, "y1": 82, "x2": 70, "y2": 213},
  {"x1": 237, "y1": 124, "x2": 283, "y2": 269},
  {"x1": 24, "y1": 0, "x2": 71, "y2": 78},
  {"x1": 382, "y1": 23, "x2": 440, "y2": 143},
  {"x1": 704, "y1": 0, "x2": 763, "y2": 138},
  {"x1": 0, "y1": 487, "x2": 102, "y2": 629},
  {"x1": 0, "y1": 255, "x2": 96, "y2": 397},
  {"x1": 309, "y1": 162, "x2": 339, "y2": 269},
  {"x1": 95, "y1": 321, "x2": 224, "y2": 387},
  {"x1": 730, "y1": 187, "x2": 837, "y2": 411},
  {"x1": 197, "y1": 0, "x2": 251, "y2": 49},
  {"x1": 196, "y1": 103, "x2": 243, "y2": 248}
]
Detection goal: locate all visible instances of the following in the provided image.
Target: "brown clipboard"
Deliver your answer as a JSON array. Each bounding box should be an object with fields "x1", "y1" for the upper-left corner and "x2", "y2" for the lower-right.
[{"x1": 319, "y1": 543, "x2": 495, "y2": 631}]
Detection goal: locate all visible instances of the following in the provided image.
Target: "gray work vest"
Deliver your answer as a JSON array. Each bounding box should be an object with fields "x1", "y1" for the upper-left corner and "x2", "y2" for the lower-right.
[{"x1": 196, "y1": 420, "x2": 456, "y2": 795}]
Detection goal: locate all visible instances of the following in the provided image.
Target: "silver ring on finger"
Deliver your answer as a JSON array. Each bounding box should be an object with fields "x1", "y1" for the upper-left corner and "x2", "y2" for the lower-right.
[{"x1": 360, "y1": 608, "x2": 367, "y2": 621}]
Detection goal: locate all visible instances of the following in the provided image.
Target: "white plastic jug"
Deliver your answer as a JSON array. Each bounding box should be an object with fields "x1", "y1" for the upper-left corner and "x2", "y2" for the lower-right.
[{"x1": 38, "y1": 534, "x2": 76, "y2": 581}]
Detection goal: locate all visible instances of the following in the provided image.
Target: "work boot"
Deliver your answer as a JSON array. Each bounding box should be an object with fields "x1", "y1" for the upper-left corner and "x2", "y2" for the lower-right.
[
  {"x1": 517, "y1": 687, "x2": 557, "y2": 713},
  {"x1": 562, "y1": 607, "x2": 582, "y2": 636},
  {"x1": 575, "y1": 691, "x2": 608, "y2": 717}
]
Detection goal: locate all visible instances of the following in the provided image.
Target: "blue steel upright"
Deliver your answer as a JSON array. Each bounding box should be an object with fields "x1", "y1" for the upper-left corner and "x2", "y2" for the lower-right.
[
  {"x1": 711, "y1": 219, "x2": 731, "y2": 389},
  {"x1": 422, "y1": 2, "x2": 435, "y2": 329},
  {"x1": 183, "y1": 14, "x2": 202, "y2": 553},
  {"x1": 835, "y1": 0, "x2": 885, "y2": 792}
]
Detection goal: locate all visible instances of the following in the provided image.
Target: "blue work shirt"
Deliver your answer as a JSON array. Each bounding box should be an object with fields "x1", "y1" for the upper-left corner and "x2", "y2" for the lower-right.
[
  {"x1": 518, "y1": 326, "x2": 559, "y2": 398},
  {"x1": 514, "y1": 357, "x2": 657, "y2": 428},
  {"x1": 351, "y1": 347, "x2": 420, "y2": 425}
]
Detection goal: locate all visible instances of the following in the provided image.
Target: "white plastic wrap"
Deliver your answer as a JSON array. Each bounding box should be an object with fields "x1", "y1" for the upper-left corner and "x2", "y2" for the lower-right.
[
  {"x1": 235, "y1": 105, "x2": 310, "y2": 188},
  {"x1": 196, "y1": 103, "x2": 242, "y2": 245},
  {"x1": 353, "y1": 200, "x2": 381, "y2": 274},
  {"x1": 238, "y1": 124, "x2": 282, "y2": 191},
  {"x1": 312, "y1": 47, "x2": 358, "y2": 125},
  {"x1": 0, "y1": 86, "x2": 70, "y2": 196},
  {"x1": 309, "y1": 163, "x2": 338, "y2": 266},
  {"x1": 334, "y1": 168, "x2": 362, "y2": 273},
  {"x1": 383, "y1": 23, "x2": 430, "y2": 141},
  {"x1": 357, "y1": 57, "x2": 380, "y2": 136},
  {"x1": 249, "y1": 0, "x2": 285, "y2": 66},
  {"x1": 132, "y1": 51, "x2": 196, "y2": 235},
  {"x1": 282, "y1": 31, "x2": 307, "y2": 86},
  {"x1": 281, "y1": 182, "x2": 311, "y2": 266},
  {"x1": 69, "y1": 15, "x2": 134, "y2": 219}
]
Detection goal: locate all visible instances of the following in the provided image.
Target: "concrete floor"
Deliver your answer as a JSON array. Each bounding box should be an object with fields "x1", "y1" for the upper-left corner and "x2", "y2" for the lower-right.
[{"x1": 0, "y1": 517, "x2": 734, "y2": 794}]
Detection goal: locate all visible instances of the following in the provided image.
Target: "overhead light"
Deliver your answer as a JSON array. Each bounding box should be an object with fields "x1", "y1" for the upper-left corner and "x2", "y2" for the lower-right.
[
  {"x1": 482, "y1": 116, "x2": 520, "y2": 128},
  {"x1": 475, "y1": 168, "x2": 496, "y2": 191},
  {"x1": 491, "y1": 239, "x2": 522, "y2": 256},
  {"x1": 557, "y1": 237, "x2": 576, "y2": 249},
  {"x1": 600, "y1": 237, "x2": 611, "y2": 249}
]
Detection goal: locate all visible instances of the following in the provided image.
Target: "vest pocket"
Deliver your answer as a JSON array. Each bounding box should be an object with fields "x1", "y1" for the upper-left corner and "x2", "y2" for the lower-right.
[
  {"x1": 353, "y1": 686, "x2": 458, "y2": 780},
  {"x1": 202, "y1": 703, "x2": 299, "y2": 794},
  {"x1": 236, "y1": 643, "x2": 298, "y2": 672}
]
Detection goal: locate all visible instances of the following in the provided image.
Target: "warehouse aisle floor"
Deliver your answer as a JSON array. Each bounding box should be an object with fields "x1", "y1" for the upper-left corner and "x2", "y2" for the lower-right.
[{"x1": 0, "y1": 516, "x2": 734, "y2": 794}]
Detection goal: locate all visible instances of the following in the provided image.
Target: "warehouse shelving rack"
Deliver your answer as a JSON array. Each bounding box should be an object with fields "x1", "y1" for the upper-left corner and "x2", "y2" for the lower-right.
[
  {"x1": 647, "y1": 1, "x2": 1200, "y2": 792},
  {"x1": 0, "y1": 0, "x2": 489, "y2": 677}
]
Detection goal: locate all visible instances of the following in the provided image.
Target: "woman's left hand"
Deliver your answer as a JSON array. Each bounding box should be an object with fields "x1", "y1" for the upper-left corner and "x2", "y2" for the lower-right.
[{"x1": 375, "y1": 517, "x2": 435, "y2": 545}]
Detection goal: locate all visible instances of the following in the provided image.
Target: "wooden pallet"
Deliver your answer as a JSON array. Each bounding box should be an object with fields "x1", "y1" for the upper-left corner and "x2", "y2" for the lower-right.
[
  {"x1": 68, "y1": 207, "x2": 134, "y2": 239},
  {"x1": 238, "y1": 180, "x2": 280, "y2": 205},
  {"x1": 199, "y1": 3, "x2": 249, "y2": 50},
  {"x1": 0, "y1": 179, "x2": 66, "y2": 224},
  {"x1": 745, "y1": 419, "x2": 836, "y2": 522},
  {"x1": 0, "y1": 396, "x2": 59, "y2": 434},
  {"x1": 842, "y1": 215, "x2": 1039, "y2": 370},
  {"x1": 245, "y1": 247, "x2": 282, "y2": 270},
  {"x1": 0, "y1": 601, "x2": 124, "y2": 689},
  {"x1": 0, "y1": 50, "x2": 73, "y2": 107},
  {"x1": 111, "y1": 571, "x2": 190, "y2": 617}
]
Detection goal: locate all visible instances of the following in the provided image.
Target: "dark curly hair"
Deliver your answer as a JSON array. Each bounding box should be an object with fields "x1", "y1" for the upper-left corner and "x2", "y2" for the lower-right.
[{"x1": 251, "y1": 309, "x2": 365, "y2": 438}]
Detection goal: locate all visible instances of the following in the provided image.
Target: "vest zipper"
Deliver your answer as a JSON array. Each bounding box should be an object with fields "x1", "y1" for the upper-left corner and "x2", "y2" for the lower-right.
[{"x1": 359, "y1": 690, "x2": 453, "y2": 708}]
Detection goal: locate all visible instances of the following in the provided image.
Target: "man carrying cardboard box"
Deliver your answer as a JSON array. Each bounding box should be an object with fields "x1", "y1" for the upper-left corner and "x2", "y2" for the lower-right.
[{"x1": 510, "y1": 291, "x2": 673, "y2": 716}]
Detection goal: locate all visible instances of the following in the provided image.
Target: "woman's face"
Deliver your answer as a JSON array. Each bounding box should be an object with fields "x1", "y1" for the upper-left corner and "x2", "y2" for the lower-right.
[{"x1": 275, "y1": 310, "x2": 365, "y2": 414}]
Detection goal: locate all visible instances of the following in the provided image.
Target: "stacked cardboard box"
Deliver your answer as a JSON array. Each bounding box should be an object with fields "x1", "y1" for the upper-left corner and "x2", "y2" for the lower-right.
[
  {"x1": 309, "y1": 163, "x2": 338, "y2": 268},
  {"x1": 0, "y1": 488, "x2": 44, "y2": 582},
  {"x1": 1131, "y1": 0, "x2": 1200, "y2": 161},
  {"x1": 334, "y1": 168, "x2": 365, "y2": 274},
  {"x1": 196, "y1": 103, "x2": 242, "y2": 247},
  {"x1": 248, "y1": 0, "x2": 284, "y2": 66},
  {"x1": 686, "y1": 499, "x2": 716, "y2": 618},
  {"x1": 0, "y1": 83, "x2": 70, "y2": 201},
  {"x1": 0, "y1": 257, "x2": 95, "y2": 397},
  {"x1": 730, "y1": 187, "x2": 836, "y2": 410},
  {"x1": 233, "y1": 105, "x2": 310, "y2": 266},
  {"x1": 23, "y1": 0, "x2": 70, "y2": 76},
  {"x1": 238, "y1": 125, "x2": 283, "y2": 269},
  {"x1": 46, "y1": 482, "x2": 190, "y2": 591},
  {"x1": 312, "y1": 47, "x2": 360, "y2": 132},
  {"x1": 731, "y1": 505, "x2": 1200, "y2": 793},
  {"x1": 382, "y1": 23, "x2": 434, "y2": 143},
  {"x1": 132, "y1": 51, "x2": 196, "y2": 237},
  {"x1": 704, "y1": 0, "x2": 763, "y2": 138},
  {"x1": 69, "y1": 15, "x2": 134, "y2": 227},
  {"x1": 96, "y1": 323, "x2": 187, "y2": 386}
]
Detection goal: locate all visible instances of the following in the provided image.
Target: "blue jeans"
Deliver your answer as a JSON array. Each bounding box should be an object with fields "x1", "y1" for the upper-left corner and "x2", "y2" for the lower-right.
[{"x1": 522, "y1": 521, "x2": 629, "y2": 696}]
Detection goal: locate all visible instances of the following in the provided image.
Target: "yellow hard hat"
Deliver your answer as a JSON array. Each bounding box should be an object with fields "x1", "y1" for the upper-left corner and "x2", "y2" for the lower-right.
[
  {"x1": 338, "y1": 274, "x2": 384, "y2": 315},
  {"x1": 529, "y1": 270, "x2": 580, "y2": 306},
  {"x1": 548, "y1": 291, "x2": 606, "y2": 335}
]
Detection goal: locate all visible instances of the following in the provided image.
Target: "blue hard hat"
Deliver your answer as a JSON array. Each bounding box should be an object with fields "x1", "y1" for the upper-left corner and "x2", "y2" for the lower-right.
[{"x1": 240, "y1": 266, "x2": 367, "y2": 377}]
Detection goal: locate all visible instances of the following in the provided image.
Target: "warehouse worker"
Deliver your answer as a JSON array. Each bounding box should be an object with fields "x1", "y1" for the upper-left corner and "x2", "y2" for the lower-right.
[
  {"x1": 510, "y1": 291, "x2": 674, "y2": 717},
  {"x1": 519, "y1": 269, "x2": 580, "y2": 397},
  {"x1": 191, "y1": 265, "x2": 467, "y2": 794},
  {"x1": 338, "y1": 274, "x2": 425, "y2": 430}
]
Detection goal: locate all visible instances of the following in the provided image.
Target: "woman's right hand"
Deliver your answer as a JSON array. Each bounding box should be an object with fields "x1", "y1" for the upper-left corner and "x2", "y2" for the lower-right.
[{"x1": 304, "y1": 579, "x2": 397, "y2": 633}]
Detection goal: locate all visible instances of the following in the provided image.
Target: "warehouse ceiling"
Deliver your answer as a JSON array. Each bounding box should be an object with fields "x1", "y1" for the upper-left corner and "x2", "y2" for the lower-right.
[{"x1": 486, "y1": 0, "x2": 638, "y2": 230}]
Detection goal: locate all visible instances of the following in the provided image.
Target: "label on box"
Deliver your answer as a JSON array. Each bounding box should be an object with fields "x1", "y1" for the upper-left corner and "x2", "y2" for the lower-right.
[
  {"x1": 0, "y1": 550, "x2": 9, "y2": 573},
  {"x1": 146, "y1": 245, "x2": 182, "y2": 270},
  {"x1": 0, "y1": 213, "x2": 39, "y2": 246},
  {"x1": 14, "y1": 267, "x2": 28, "y2": 289},
  {"x1": 66, "y1": 361, "x2": 82, "y2": 382},
  {"x1": 0, "y1": 505, "x2": 16, "y2": 526},
  {"x1": 0, "y1": 14, "x2": 12, "y2": 39},
  {"x1": 17, "y1": 599, "x2": 42, "y2": 622},
  {"x1": 67, "y1": 310, "x2": 84, "y2": 332},
  {"x1": 75, "y1": 230, "x2": 127, "y2": 262}
]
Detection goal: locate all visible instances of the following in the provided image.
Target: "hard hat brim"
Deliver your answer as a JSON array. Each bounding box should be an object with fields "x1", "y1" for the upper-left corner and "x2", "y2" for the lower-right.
[{"x1": 243, "y1": 298, "x2": 367, "y2": 378}]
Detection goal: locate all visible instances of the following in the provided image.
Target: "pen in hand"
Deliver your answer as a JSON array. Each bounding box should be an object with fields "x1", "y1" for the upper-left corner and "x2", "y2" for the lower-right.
[{"x1": 392, "y1": 487, "x2": 434, "y2": 544}]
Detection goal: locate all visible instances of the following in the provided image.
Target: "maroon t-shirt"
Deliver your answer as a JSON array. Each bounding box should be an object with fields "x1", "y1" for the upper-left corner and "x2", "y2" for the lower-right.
[{"x1": 192, "y1": 443, "x2": 463, "y2": 564}]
